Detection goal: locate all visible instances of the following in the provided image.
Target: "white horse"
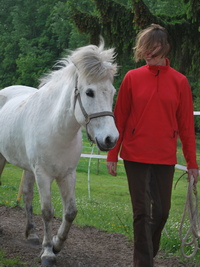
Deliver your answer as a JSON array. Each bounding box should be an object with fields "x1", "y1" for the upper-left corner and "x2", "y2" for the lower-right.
[{"x1": 0, "y1": 40, "x2": 119, "y2": 266}]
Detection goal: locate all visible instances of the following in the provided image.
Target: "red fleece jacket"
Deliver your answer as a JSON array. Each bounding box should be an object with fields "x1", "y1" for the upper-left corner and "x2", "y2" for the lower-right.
[{"x1": 107, "y1": 59, "x2": 198, "y2": 169}]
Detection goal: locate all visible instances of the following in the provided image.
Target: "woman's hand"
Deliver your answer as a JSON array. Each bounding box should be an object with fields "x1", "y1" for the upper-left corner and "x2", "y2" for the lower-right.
[{"x1": 107, "y1": 161, "x2": 117, "y2": 176}]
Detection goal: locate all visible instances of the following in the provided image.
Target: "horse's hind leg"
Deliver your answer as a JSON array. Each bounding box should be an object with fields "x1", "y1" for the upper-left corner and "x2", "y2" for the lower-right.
[
  {"x1": 52, "y1": 170, "x2": 77, "y2": 254},
  {"x1": 0, "y1": 153, "x2": 7, "y2": 185},
  {"x1": 23, "y1": 170, "x2": 40, "y2": 245}
]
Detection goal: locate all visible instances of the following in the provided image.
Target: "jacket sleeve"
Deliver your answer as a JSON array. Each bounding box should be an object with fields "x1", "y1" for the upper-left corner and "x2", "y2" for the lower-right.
[
  {"x1": 177, "y1": 77, "x2": 198, "y2": 169},
  {"x1": 107, "y1": 72, "x2": 132, "y2": 162}
]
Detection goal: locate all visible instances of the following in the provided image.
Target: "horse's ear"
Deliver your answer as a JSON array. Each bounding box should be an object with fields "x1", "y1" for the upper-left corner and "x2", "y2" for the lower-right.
[{"x1": 98, "y1": 36, "x2": 105, "y2": 48}]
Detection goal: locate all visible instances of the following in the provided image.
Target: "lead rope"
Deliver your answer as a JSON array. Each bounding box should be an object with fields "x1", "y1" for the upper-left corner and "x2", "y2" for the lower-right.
[{"x1": 179, "y1": 175, "x2": 200, "y2": 258}]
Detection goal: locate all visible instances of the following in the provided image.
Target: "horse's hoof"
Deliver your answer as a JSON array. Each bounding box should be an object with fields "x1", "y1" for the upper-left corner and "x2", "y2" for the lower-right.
[
  {"x1": 41, "y1": 256, "x2": 56, "y2": 266},
  {"x1": 27, "y1": 233, "x2": 40, "y2": 245}
]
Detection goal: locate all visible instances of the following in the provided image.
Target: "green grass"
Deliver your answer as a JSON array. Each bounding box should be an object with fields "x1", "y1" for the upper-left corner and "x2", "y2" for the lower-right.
[
  {"x1": 0, "y1": 131, "x2": 199, "y2": 265},
  {"x1": 0, "y1": 249, "x2": 26, "y2": 267}
]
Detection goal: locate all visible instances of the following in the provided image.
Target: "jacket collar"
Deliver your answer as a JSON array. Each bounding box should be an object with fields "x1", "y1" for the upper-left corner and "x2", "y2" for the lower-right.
[{"x1": 145, "y1": 58, "x2": 170, "y2": 75}]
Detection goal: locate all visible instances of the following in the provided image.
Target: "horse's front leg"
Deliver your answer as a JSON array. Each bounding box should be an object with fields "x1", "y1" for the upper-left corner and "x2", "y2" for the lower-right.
[
  {"x1": 53, "y1": 170, "x2": 77, "y2": 254},
  {"x1": 35, "y1": 172, "x2": 56, "y2": 266},
  {"x1": 23, "y1": 170, "x2": 39, "y2": 244},
  {"x1": 0, "y1": 153, "x2": 7, "y2": 185}
]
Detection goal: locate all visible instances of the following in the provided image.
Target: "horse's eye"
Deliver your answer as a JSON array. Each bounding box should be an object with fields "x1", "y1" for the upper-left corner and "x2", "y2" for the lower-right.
[{"x1": 86, "y1": 89, "x2": 94, "y2": 97}]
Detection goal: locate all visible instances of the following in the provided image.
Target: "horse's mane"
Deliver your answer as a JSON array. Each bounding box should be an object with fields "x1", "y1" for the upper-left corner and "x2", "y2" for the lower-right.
[{"x1": 39, "y1": 38, "x2": 118, "y2": 88}]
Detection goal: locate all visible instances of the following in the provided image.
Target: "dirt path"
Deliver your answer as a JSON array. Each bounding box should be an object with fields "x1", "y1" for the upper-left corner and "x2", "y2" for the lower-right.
[{"x1": 0, "y1": 206, "x2": 196, "y2": 267}]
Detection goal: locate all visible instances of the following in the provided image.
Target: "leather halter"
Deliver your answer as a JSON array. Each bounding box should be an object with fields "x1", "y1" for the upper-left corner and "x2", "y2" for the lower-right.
[{"x1": 74, "y1": 74, "x2": 115, "y2": 143}]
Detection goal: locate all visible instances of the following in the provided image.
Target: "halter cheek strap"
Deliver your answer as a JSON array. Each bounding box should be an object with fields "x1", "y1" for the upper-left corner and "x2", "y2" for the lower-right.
[
  {"x1": 74, "y1": 74, "x2": 115, "y2": 143},
  {"x1": 75, "y1": 89, "x2": 114, "y2": 125}
]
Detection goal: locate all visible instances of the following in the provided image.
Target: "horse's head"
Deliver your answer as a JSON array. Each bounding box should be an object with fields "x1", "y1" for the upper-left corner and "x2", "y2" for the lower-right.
[{"x1": 72, "y1": 39, "x2": 119, "y2": 151}]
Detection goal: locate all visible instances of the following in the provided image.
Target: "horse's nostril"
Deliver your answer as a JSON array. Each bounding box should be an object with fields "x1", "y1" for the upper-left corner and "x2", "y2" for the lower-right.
[
  {"x1": 105, "y1": 136, "x2": 112, "y2": 145},
  {"x1": 96, "y1": 136, "x2": 118, "y2": 151}
]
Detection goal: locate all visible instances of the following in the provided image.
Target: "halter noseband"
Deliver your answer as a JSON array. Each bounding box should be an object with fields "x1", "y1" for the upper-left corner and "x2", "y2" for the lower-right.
[{"x1": 74, "y1": 74, "x2": 115, "y2": 143}]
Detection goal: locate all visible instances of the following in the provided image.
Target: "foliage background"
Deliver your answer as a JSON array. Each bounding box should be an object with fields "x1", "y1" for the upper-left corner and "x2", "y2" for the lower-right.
[{"x1": 0, "y1": 0, "x2": 199, "y2": 131}]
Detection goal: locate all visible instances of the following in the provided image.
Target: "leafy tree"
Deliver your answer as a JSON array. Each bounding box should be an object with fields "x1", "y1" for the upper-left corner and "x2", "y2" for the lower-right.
[
  {"x1": 0, "y1": 0, "x2": 90, "y2": 88},
  {"x1": 0, "y1": 0, "x2": 19, "y2": 87},
  {"x1": 70, "y1": 0, "x2": 200, "y2": 77}
]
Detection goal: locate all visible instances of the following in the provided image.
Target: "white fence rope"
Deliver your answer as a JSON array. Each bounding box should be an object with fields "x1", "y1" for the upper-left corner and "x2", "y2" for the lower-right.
[
  {"x1": 82, "y1": 154, "x2": 199, "y2": 199},
  {"x1": 81, "y1": 154, "x2": 195, "y2": 173}
]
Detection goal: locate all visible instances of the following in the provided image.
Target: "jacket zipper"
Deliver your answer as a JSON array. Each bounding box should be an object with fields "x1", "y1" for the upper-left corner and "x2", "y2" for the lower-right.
[{"x1": 156, "y1": 70, "x2": 160, "y2": 92}]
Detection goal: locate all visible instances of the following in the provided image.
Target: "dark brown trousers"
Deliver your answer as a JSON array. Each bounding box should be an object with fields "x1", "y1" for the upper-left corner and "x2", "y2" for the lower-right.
[{"x1": 124, "y1": 161, "x2": 174, "y2": 267}]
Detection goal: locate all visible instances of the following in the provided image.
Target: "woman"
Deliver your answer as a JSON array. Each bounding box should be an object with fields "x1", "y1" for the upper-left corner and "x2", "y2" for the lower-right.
[{"x1": 107, "y1": 24, "x2": 199, "y2": 267}]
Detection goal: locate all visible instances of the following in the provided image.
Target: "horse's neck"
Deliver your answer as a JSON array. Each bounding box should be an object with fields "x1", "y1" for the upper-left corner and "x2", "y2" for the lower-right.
[{"x1": 39, "y1": 78, "x2": 80, "y2": 139}]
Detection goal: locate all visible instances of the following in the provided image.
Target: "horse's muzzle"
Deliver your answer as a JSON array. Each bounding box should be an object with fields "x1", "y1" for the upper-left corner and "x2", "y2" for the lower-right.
[{"x1": 95, "y1": 136, "x2": 118, "y2": 152}]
